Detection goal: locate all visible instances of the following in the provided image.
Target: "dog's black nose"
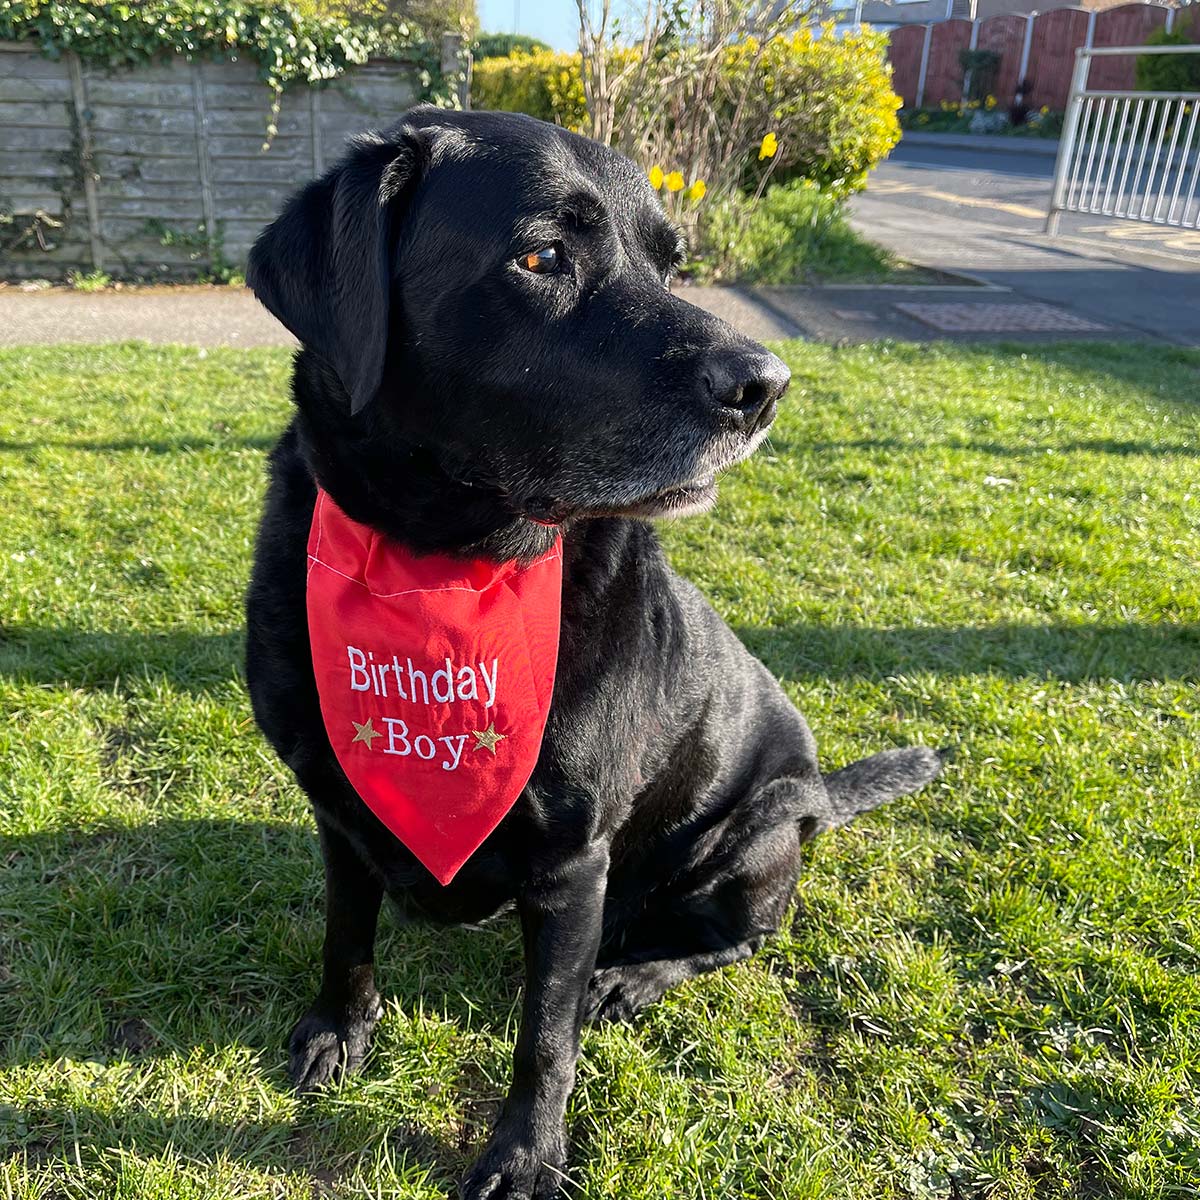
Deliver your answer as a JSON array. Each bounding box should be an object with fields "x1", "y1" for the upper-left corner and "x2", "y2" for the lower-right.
[{"x1": 706, "y1": 350, "x2": 790, "y2": 432}]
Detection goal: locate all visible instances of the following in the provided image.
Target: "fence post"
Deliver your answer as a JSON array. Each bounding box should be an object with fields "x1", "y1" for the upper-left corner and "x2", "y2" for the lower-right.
[
  {"x1": 65, "y1": 51, "x2": 104, "y2": 273},
  {"x1": 1017, "y1": 12, "x2": 1035, "y2": 98},
  {"x1": 962, "y1": 17, "x2": 981, "y2": 104},
  {"x1": 1165, "y1": 7, "x2": 1175, "y2": 33},
  {"x1": 1084, "y1": 9, "x2": 1096, "y2": 49},
  {"x1": 441, "y1": 32, "x2": 470, "y2": 109},
  {"x1": 309, "y1": 88, "x2": 325, "y2": 176},
  {"x1": 915, "y1": 23, "x2": 933, "y2": 108},
  {"x1": 1045, "y1": 48, "x2": 1091, "y2": 234},
  {"x1": 189, "y1": 61, "x2": 218, "y2": 273}
]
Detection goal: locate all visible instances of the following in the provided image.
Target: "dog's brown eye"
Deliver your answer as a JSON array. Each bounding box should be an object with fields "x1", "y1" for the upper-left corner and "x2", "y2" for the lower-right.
[{"x1": 520, "y1": 246, "x2": 559, "y2": 274}]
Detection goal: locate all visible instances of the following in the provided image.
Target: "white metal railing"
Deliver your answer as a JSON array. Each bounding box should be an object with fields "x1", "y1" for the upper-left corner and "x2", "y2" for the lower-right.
[{"x1": 1045, "y1": 45, "x2": 1200, "y2": 235}]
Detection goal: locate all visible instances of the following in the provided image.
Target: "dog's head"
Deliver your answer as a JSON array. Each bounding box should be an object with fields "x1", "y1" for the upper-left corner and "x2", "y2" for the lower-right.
[{"x1": 248, "y1": 108, "x2": 788, "y2": 535}]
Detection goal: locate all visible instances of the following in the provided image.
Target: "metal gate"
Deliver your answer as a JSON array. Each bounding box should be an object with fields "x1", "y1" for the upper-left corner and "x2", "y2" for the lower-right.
[{"x1": 1045, "y1": 44, "x2": 1200, "y2": 235}]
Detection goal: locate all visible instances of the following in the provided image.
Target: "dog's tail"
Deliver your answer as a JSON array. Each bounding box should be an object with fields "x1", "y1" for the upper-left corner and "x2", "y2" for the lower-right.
[{"x1": 822, "y1": 746, "x2": 946, "y2": 826}]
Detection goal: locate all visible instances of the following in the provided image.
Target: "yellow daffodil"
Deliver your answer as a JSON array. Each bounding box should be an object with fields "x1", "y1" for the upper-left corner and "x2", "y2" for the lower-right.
[
  {"x1": 687, "y1": 179, "x2": 706, "y2": 202},
  {"x1": 758, "y1": 132, "x2": 778, "y2": 160},
  {"x1": 665, "y1": 171, "x2": 684, "y2": 193},
  {"x1": 648, "y1": 165, "x2": 664, "y2": 189}
]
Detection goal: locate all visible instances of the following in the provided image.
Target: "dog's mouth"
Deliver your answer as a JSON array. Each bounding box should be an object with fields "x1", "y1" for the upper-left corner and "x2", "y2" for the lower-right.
[
  {"x1": 618, "y1": 474, "x2": 718, "y2": 518},
  {"x1": 522, "y1": 474, "x2": 718, "y2": 525},
  {"x1": 518, "y1": 421, "x2": 775, "y2": 527},
  {"x1": 611, "y1": 421, "x2": 775, "y2": 521}
]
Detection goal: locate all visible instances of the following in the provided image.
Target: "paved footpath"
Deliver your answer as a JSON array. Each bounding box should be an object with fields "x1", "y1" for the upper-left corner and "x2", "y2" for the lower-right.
[
  {"x1": 0, "y1": 286, "x2": 295, "y2": 349},
  {"x1": 0, "y1": 273, "x2": 1168, "y2": 350},
  {"x1": 0, "y1": 282, "x2": 822, "y2": 347}
]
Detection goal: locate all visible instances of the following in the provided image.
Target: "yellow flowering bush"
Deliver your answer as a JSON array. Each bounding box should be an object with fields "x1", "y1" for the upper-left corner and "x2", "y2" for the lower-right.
[
  {"x1": 471, "y1": 24, "x2": 899, "y2": 199},
  {"x1": 725, "y1": 26, "x2": 900, "y2": 196},
  {"x1": 471, "y1": 49, "x2": 587, "y2": 132}
]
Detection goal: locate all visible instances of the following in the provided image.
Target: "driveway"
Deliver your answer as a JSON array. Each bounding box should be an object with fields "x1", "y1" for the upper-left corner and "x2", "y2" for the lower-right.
[{"x1": 853, "y1": 138, "x2": 1200, "y2": 346}]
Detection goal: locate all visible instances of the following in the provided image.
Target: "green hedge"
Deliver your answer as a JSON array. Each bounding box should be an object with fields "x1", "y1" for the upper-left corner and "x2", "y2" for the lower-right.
[
  {"x1": 1135, "y1": 26, "x2": 1200, "y2": 93},
  {"x1": 473, "y1": 31, "x2": 549, "y2": 60},
  {"x1": 692, "y1": 178, "x2": 893, "y2": 283}
]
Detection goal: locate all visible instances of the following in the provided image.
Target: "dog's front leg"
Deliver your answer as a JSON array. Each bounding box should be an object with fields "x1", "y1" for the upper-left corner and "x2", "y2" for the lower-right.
[
  {"x1": 462, "y1": 842, "x2": 608, "y2": 1200},
  {"x1": 288, "y1": 820, "x2": 384, "y2": 1092}
]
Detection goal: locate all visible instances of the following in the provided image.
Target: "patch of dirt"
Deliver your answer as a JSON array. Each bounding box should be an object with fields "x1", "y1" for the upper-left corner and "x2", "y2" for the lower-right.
[{"x1": 110, "y1": 1016, "x2": 156, "y2": 1055}]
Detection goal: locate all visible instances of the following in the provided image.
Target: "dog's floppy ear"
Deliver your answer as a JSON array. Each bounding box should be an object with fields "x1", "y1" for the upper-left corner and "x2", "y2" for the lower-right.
[{"x1": 247, "y1": 130, "x2": 423, "y2": 414}]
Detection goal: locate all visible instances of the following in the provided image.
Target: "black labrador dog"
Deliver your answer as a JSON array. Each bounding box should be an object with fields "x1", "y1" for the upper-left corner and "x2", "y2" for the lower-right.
[{"x1": 245, "y1": 106, "x2": 942, "y2": 1199}]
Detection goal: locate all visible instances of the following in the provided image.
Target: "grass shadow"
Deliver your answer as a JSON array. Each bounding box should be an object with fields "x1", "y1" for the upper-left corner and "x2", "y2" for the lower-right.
[
  {"x1": 6, "y1": 1098, "x2": 466, "y2": 1192},
  {"x1": 0, "y1": 627, "x2": 245, "y2": 693},
  {"x1": 735, "y1": 620, "x2": 1200, "y2": 683},
  {"x1": 2, "y1": 819, "x2": 523, "y2": 1064},
  {"x1": 7, "y1": 620, "x2": 1197, "y2": 698},
  {"x1": 0, "y1": 435, "x2": 277, "y2": 454},
  {"x1": 2, "y1": 817, "x2": 523, "y2": 1184},
  {"x1": 776, "y1": 436, "x2": 1200, "y2": 459}
]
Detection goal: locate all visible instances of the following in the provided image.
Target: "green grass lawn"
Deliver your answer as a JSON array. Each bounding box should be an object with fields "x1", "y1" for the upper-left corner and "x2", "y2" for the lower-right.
[{"x1": 2, "y1": 341, "x2": 1199, "y2": 1199}]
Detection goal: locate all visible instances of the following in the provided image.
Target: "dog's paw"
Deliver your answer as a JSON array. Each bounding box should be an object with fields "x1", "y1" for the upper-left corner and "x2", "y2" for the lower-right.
[
  {"x1": 287, "y1": 994, "x2": 383, "y2": 1093},
  {"x1": 460, "y1": 1130, "x2": 567, "y2": 1200},
  {"x1": 583, "y1": 963, "x2": 665, "y2": 1024}
]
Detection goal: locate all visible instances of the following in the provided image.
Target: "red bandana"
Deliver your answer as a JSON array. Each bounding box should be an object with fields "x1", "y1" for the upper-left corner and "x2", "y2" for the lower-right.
[{"x1": 306, "y1": 489, "x2": 563, "y2": 885}]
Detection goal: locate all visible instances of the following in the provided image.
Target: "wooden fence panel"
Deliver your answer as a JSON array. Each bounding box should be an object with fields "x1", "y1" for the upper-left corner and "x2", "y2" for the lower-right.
[
  {"x1": 1090, "y1": 4, "x2": 1169, "y2": 91},
  {"x1": 887, "y1": 24, "x2": 927, "y2": 108},
  {"x1": 924, "y1": 19, "x2": 973, "y2": 106},
  {"x1": 0, "y1": 45, "x2": 89, "y2": 276},
  {"x1": 976, "y1": 14, "x2": 1028, "y2": 105},
  {"x1": 1025, "y1": 7, "x2": 1092, "y2": 111},
  {"x1": 0, "y1": 40, "x2": 436, "y2": 280}
]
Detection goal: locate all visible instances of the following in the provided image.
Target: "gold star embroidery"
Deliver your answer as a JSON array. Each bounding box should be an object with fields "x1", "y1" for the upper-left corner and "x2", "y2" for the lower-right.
[
  {"x1": 472, "y1": 722, "x2": 506, "y2": 755},
  {"x1": 352, "y1": 718, "x2": 381, "y2": 749}
]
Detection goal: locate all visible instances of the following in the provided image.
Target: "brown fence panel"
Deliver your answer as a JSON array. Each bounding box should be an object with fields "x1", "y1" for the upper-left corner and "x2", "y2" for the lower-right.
[
  {"x1": 976, "y1": 13, "x2": 1029, "y2": 107},
  {"x1": 1025, "y1": 7, "x2": 1091, "y2": 111},
  {"x1": 887, "y1": 24, "x2": 927, "y2": 108},
  {"x1": 924, "y1": 19, "x2": 973, "y2": 106},
  {"x1": 1089, "y1": 4, "x2": 1169, "y2": 91}
]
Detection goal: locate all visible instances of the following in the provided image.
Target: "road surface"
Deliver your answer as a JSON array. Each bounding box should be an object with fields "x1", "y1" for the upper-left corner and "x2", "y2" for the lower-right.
[{"x1": 853, "y1": 139, "x2": 1200, "y2": 345}]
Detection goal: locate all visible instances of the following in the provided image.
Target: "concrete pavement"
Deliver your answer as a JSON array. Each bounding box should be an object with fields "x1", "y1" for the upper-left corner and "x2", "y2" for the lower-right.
[
  {"x1": 1, "y1": 279, "x2": 1107, "y2": 349},
  {"x1": 0, "y1": 285, "x2": 295, "y2": 349}
]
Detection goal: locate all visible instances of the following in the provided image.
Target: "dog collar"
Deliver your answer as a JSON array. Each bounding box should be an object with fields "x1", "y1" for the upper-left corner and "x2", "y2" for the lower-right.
[{"x1": 306, "y1": 488, "x2": 563, "y2": 884}]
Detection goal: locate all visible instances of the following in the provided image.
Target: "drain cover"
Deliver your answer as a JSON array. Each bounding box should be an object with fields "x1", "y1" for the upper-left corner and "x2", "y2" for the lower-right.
[{"x1": 893, "y1": 302, "x2": 1109, "y2": 333}]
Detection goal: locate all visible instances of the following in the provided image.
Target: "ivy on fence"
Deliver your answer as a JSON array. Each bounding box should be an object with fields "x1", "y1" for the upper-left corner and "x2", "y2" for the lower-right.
[{"x1": 0, "y1": 0, "x2": 461, "y2": 140}]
